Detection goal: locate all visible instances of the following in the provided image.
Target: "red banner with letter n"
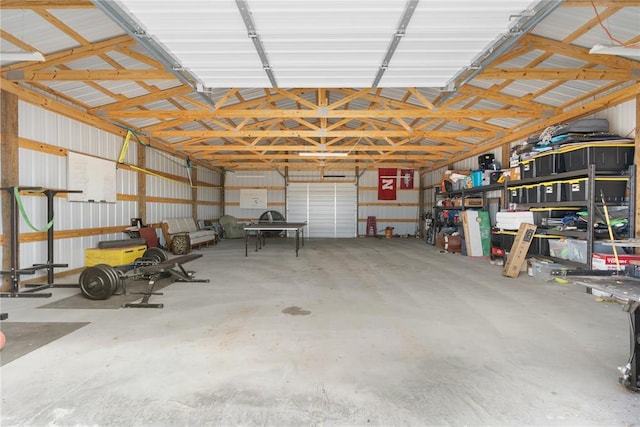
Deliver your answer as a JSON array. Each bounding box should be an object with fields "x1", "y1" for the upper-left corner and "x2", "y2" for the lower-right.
[
  {"x1": 400, "y1": 168, "x2": 414, "y2": 189},
  {"x1": 378, "y1": 168, "x2": 397, "y2": 200}
]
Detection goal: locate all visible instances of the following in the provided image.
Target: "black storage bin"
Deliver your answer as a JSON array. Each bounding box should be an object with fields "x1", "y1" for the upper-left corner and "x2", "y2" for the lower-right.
[
  {"x1": 523, "y1": 184, "x2": 539, "y2": 204},
  {"x1": 560, "y1": 144, "x2": 634, "y2": 172},
  {"x1": 561, "y1": 177, "x2": 628, "y2": 203},
  {"x1": 534, "y1": 236, "x2": 551, "y2": 257},
  {"x1": 500, "y1": 232, "x2": 515, "y2": 252},
  {"x1": 478, "y1": 153, "x2": 495, "y2": 170},
  {"x1": 539, "y1": 182, "x2": 561, "y2": 203},
  {"x1": 491, "y1": 230, "x2": 502, "y2": 246},
  {"x1": 534, "y1": 151, "x2": 564, "y2": 176},
  {"x1": 499, "y1": 232, "x2": 550, "y2": 256},
  {"x1": 508, "y1": 187, "x2": 521, "y2": 204},
  {"x1": 519, "y1": 159, "x2": 535, "y2": 178}
]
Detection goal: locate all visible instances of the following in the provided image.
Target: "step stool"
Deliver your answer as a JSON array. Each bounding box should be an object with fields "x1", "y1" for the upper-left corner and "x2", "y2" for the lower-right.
[{"x1": 366, "y1": 216, "x2": 377, "y2": 237}]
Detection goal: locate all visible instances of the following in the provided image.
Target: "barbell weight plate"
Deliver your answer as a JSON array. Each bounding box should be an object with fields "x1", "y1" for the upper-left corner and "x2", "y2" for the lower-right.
[
  {"x1": 143, "y1": 247, "x2": 168, "y2": 263},
  {"x1": 95, "y1": 264, "x2": 120, "y2": 295},
  {"x1": 79, "y1": 265, "x2": 116, "y2": 300},
  {"x1": 112, "y1": 269, "x2": 127, "y2": 295}
]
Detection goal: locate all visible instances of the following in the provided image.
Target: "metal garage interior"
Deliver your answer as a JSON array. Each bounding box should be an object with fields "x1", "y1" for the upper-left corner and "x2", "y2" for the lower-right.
[{"x1": 1, "y1": 0, "x2": 639, "y2": 425}]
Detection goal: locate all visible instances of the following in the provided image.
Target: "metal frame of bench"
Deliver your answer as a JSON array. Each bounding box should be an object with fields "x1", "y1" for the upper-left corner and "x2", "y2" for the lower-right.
[{"x1": 124, "y1": 253, "x2": 209, "y2": 308}]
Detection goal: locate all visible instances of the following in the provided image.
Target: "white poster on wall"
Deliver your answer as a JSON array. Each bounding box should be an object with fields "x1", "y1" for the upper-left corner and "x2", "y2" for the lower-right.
[
  {"x1": 239, "y1": 189, "x2": 267, "y2": 209},
  {"x1": 67, "y1": 152, "x2": 117, "y2": 203}
]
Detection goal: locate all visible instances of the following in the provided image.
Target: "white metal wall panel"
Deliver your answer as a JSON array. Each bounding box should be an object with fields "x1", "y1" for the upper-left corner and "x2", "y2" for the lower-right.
[
  {"x1": 594, "y1": 99, "x2": 636, "y2": 138},
  {"x1": 452, "y1": 147, "x2": 502, "y2": 171},
  {"x1": 287, "y1": 183, "x2": 356, "y2": 238},
  {"x1": 146, "y1": 201, "x2": 191, "y2": 225},
  {"x1": 146, "y1": 174, "x2": 191, "y2": 199},
  {"x1": 196, "y1": 163, "x2": 222, "y2": 221},
  {"x1": 224, "y1": 171, "x2": 285, "y2": 221},
  {"x1": 19, "y1": 149, "x2": 66, "y2": 189},
  {"x1": 145, "y1": 148, "x2": 188, "y2": 177},
  {"x1": 117, "y1": 168, "x2": 137, "y2": 196},
  {"x1": 357, "y1": 169, "x2": 419, "y2": 236},
  {"x1": 197, "y1": 185, "x2": 220, "y2": 220},
  {"x1": 197, "y1": 165, "x2": 220, "y2": 186}
]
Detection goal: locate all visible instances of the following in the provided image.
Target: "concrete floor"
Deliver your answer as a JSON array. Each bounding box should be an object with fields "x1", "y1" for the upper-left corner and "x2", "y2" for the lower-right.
[{"x1": 1, "y1": 237, "x2": 639, "y2": 426}]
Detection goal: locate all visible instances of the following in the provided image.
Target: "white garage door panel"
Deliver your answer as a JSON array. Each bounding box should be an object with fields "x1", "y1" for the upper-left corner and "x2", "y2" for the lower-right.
[
  {"x1": 286, "y1": 185, "x2": 308, "y2": 224},
  {"x1": 335, "y1": 186, "x2": 356, "y2": 238},
  {"x1": 287, "y1": 183, "x2": 356, "y2": 238}
]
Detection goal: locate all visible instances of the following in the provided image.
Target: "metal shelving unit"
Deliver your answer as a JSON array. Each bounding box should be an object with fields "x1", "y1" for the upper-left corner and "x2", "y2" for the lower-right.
[
  {"x1": 505, "y1": 164, "x2": 635, "y2": 269},
  {"x1": 428, "y1": 182, "x2": 506, "y2": 246}
]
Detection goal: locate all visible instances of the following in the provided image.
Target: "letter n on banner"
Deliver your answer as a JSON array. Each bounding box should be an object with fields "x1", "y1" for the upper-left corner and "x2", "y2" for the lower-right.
[
  {"x1": 378, "y1": 168, "x2": 397, "y2": 200},
  {"x1": 400, "y1": 168, "x2": 414, "y2": 189}
]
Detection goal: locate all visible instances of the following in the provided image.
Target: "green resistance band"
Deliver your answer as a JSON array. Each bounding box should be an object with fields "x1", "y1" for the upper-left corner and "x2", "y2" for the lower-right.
[{"x1": 14, "y1": 187, "x2": 54, "y2": 232}]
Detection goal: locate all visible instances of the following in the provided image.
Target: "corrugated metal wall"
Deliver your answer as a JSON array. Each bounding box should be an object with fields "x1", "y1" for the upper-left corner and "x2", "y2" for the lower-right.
[
  {"x1": 595, "y1": 99, "x2": 636, "y2": 140},
  {"x1": 358, "y1": 169, "x2": 420, "y2": 237},
  {"x1": 224, "y1": 170, "x2": 285, "y2": 222},
  {"x1": 2, "y1": 101, "x2": 221, "y2": 281}
]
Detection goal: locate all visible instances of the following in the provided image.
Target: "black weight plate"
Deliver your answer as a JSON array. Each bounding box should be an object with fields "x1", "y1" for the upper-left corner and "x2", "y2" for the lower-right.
[
  {"x1": 89, "y1": 264, "x2": 117, "y2": 299},
  {"x1": 95, "y1": 264, "x2": 119, "y2": 295},
  {"x1": 80, "y1": 265, "x2": 115, "y2": 300},
  {"x1": 112, "y1": 269, "x2": 127, "y2": 295},
  {"x1": 144, "y1": 247, "x2": 168, "y2": 263}
]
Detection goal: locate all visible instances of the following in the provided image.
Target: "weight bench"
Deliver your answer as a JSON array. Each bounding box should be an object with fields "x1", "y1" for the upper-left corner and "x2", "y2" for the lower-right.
[{"x1": 124, "y1": 253, "x2": 209, "y2": 309}]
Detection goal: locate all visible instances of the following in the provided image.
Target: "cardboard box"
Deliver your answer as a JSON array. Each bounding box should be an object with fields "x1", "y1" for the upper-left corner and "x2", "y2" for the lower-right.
[
  {"x1": 465, "y1": 197, "x2": 484, "y2": 207},
  {"x1": 592, "y1": 253, "x2": 640, "y2": 270},
  {"x1": 451, "y1": 197, "x2": 483, "y2": 207},
  {"x1": 509, "y1": 167, "x2": 521, "y2": 181}
]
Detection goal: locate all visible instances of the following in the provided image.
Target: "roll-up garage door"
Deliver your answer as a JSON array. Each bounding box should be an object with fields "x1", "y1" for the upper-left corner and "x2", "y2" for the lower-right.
[{"x1": 286, "y1": 183, "x2": 357, "y2": 238}]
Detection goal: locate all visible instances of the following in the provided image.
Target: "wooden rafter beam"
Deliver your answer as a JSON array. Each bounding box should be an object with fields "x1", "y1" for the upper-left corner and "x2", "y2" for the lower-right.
[
  {"x1": 0, "y1": 29, "x2": 39, "y2": 52},
  {"x1": 460, "y1": 85, "x2": 559, "y2": 113},
  {"x1": 213, "y1": 88, "x2": 239, "y2": 109},
  {"x1": 153, "y1": 129, "x2": 493, "y2": 139},
  {"x1": 525, "y1": 34, "x2": 639, "y2": 70},
  {"x1": 34, "y1": 8, "x2": 89, "y2": 45},
  {"x1": 4, "y1": 69, "x2": 176, "y2": 81},
  {"x1": 177, "y1": 143, "x2": 468, "y2": 153},
  {"x1": 406, "y1": 88, "x2": 435, "y2": 110},
  {"x1": 0, "y1": 1, "x2": 95, "y2": 8},
  {"x1": 100, "y1": 109, "x2": 537, "y2": 119},
  {"x1": 479, "y1": 68, "x2": 638, "y2": 80},
  {"x1": 327, "y1": 88, "x2": 372, "y2": 110},
  {"x1": 0, "y1": 35, "x2": 134, "y2": 73},
  {"x1": 205, "y1": 153, "x2": 441, "y2": 161},
  {"x1": 90, "y1": 85, "x2": 190, "y2": 112},
  {"x1": 214, "y1": 159, "x2": 425, "y2": 169},
  {"x1": 115, "y1": 44, "x2": 166, "y2": 70}
]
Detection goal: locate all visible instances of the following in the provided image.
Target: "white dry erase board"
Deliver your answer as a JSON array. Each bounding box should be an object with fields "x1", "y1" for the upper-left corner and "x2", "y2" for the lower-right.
[
  {"x1": 67, "y1": 152, "x2": 117, "y2": 203},
  {"x1": 239, "y1": 189, "x2": 267, "y2": 209}
]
